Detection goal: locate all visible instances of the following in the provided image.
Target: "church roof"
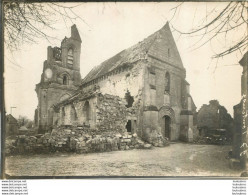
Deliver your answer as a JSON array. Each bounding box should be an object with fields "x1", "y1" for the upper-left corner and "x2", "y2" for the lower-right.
[
  {"x1": 53, "y1": 87, "x2": 100, "y2": 109},
  {"x1": 81, "y1": 22, "x2": 184, "y2": 85}
]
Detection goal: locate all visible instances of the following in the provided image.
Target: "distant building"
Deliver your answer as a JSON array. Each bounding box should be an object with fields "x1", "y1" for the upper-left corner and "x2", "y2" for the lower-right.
[
  {"x1": 197, "y1": 100, "x2": 233, "y2": 137},
  {"x1": 5, "y1": 114, "x2": 19, "y2": 136},
  {"x1": 35, "y1": 22, "x2": 196, "y2": 143}
]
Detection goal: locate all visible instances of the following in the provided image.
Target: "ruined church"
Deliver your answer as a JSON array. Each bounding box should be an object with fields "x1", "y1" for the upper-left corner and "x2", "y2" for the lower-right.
[{"x1": 35, "y1": 23, "x2": 196, "y2": 142}]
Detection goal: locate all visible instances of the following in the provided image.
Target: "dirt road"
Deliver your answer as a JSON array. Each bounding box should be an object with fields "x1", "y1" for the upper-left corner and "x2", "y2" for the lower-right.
[{"x1": 5, "y1": 143, "x2": 241, "y2": 177}]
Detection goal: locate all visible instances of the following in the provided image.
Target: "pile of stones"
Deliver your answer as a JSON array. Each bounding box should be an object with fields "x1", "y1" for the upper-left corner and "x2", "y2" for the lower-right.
[
  {"x1": 5, "y1": 125, "x2": 169, "y2": 155},
  {"x1": 143, "y1": 128, "x2": 170, "y2": 147}
]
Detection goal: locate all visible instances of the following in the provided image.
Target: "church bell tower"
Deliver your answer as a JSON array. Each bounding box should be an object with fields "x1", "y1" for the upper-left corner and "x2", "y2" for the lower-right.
[{"x1": 35, "y1": 24, "x2": 82, "y2": 133}]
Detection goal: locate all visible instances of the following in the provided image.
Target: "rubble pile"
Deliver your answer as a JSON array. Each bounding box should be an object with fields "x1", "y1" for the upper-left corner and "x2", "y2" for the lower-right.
[
  {"x1": 5, "y1": 125, "x2": 169, "y2": 155},
  {"x1": 143, "y1": 128, "x2": 170, "y2": 147}
]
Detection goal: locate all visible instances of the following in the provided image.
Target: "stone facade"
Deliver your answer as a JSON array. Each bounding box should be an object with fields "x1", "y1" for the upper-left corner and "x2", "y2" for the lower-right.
[{"x1": 35, "y1": 22, "x2": 196, "y2": 143}]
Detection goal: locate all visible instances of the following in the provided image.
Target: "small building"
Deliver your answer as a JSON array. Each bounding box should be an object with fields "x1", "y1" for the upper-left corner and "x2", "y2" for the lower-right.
[
  {"x1": 5, "y1": 114, "x2": 19, "y2": 136},
  {"x1": 18, "y1": 126, "x2": 29, "y2": 135}
]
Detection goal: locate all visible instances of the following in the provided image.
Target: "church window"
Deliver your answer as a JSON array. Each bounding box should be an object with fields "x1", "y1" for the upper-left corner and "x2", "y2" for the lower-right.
[
  {"x1": 149, "y1": 71, "x2": 156, "y2": 86},
  {"x1": 62, "y1": 107, "x2": 66, "y2": 123},
  {"x1": 63, "y1": 75, "x2": 68, "y2": 85},
  {"x1": 62, "y1": 107, "x2": 65, "y2": 117},
  {"x1": 83, "y1": 101, "x2": 91, "y2": 123},
  {"x1": 165, "y1": 72, "x2": 170, "y2": 92},
  {"x1": 67, "y1": 48, "x2": 73, "y2": 66},
  {"x1": 70, "y1": 105, "x2": 77, "y2": 121},
  {"x1": 126, "y1": 120, "x2": 132, "y2": 133},
  {"x1": 168, "y1": 48, "x2": 171, "y2": 58}
]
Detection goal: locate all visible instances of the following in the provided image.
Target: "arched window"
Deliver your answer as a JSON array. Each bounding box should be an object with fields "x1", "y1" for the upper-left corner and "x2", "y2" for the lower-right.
[
  {"x1": 63, "y1": 75, "x2": 68, "y2": 85},
  {"x1": 67, "y1": 48, "x2": 73, "y2": 66},
  {"x1": 165, "y1": 72, "x2": 170, "y2": 92},
  {"x1": 83, "y1": 101, "x2": 91, "y2": 122},
  {"x1": 70, "y1": 105, "x2": 77, "y2": 121},
  {"x1": 168, "y1": 48, "x2": 171, "y2": 58},
  {"x1": 61, "y1": 107, "x2": 66, "y2": 124},
  {"x1": 62, "y1": 107, "x2": 65, "y2": 118}
]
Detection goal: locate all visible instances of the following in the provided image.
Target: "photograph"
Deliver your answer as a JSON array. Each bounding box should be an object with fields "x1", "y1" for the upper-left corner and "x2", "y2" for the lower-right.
[{"x1": 2, "y1": 1, "x2": 248, "y2": 178}]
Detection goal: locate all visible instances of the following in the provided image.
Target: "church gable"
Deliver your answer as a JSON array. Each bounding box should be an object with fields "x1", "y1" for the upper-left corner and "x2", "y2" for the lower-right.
[{"x1": 147, "y1": 22, "x2": 184, "y2": 69}]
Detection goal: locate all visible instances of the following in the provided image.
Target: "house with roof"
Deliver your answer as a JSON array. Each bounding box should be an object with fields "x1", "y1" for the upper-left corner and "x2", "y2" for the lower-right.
[
  {"x1": 5, "y1": 114, "x2": 19, "y2": 136},
  {"x1": 35, "y1": 22, "x2": 196, "y2": 142}
]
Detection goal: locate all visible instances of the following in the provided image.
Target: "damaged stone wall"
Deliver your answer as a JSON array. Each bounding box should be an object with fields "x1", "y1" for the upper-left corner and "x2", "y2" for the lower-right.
[
  {"x1": 55, "y1": 92, "x2": 141, "y2": 135},
  {"x1": 55, "y1": 61, "x2": 145, "y2": 135},
  {"x1": 83, "y1": 61, "x2": 145, "y2": 109},
  {"x1": 58, "y1": 96, "x2": 98, "y2": 128},
  {"x1": 197, "y1": 100, "x2": 233, "y2": 132},
  {"x1": 95, "y1": 94, "x2": 128, "y2": 133}
]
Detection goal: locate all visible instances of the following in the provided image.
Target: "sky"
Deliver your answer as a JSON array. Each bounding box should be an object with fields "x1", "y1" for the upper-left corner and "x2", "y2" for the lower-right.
[{"x1": 4, "y1": 2, "x2": 245, "y2": 119}]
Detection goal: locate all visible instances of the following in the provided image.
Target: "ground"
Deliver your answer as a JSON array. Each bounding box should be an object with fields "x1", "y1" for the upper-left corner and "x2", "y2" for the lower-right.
[{"x1": 4, "y1": 143, "x2": 242, "y2": 177}]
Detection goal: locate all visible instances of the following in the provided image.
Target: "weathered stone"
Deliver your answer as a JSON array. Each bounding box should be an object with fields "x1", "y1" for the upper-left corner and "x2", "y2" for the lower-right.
[
  {"x1": 132, "y1": 133, "x2": 137, "y2": 137},
  {"x1": 144, "y1": 144, "x2": 152, "y2": 149}
]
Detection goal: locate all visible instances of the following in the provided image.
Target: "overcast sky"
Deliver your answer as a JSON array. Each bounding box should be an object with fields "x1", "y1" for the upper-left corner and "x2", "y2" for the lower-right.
[{"x1": 4, "y1": 2, "x2": 245, "y2": 119}]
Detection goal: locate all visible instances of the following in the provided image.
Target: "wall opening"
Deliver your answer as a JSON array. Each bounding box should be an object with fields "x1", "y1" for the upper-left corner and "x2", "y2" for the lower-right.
[
  {"x1": 125, "y1": 90, "x2": 134, "y2": 108},
  {"x1": 62, "y1": 107, "x2": 65, "y2": 123},
  {"x1": 70, "y1": 105, "x2": 77, "y2": 121},
  {"x1": 67, "y1": 48, "x2": 74, "y2": 65},
  {"x1": 83, "y1": 101, "x2": 91, "y2": 123},
  {"x1": 163, "y1": 115, "x2": 171, "y2": 140},
  {"x1": 63, "y1": 75, "x2": 68, "y2": 85},
  {"x1": 126, "y1": 120, "x2": 132, "y2": 133},
  {"x1": 165, "y1": 72, "x2": 170, "y2": 92},
  {"x1": 62, "y1": 107, "x2": 65, "y2": 116}
]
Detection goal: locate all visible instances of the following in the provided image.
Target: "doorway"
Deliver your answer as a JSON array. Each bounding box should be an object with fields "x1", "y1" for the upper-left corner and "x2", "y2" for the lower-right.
[
  {"x1": 126, "y1": 120, "x2": 132, "y2": 133},
  {"x1": 163, "y1": 115, "x2": 171, "y2": 140}
]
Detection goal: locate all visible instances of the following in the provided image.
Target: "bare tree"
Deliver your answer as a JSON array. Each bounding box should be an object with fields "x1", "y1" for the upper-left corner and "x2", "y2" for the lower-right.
[
  {"x1": 3, "y1": 1, "x2": 84, "y2": 52},
  {"x1": 170, "y1": 2, "x2": 247, "y2": 59}
]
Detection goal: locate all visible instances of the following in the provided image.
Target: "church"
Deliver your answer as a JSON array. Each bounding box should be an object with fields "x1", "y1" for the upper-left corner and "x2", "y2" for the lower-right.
[{"x1": 35, "y1": 22, "x2": 196, "y2": 143}]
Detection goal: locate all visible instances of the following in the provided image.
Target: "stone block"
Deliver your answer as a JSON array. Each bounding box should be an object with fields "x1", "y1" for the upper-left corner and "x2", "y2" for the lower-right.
[
  {"x1": 132, "y1": 133, "x2": 137, "y2": 137},
  {"x1": 144, "y1": 144, "x2": 152, "y2": 149}
]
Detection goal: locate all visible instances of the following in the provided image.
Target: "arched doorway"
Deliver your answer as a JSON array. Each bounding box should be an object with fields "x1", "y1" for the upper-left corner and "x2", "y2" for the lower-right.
[
  {"x1": 163, "y1": 115, "x2": 171, "y2": 140},
  {"x1": 83, "y1": 101, "x2": 91, "y2": 124},
  {"x1": 126, "y1": 120, "x2": 132, "y2": 133},
  {"x1": 63, "y1": 75, "x2": 68, "y2": 85}
]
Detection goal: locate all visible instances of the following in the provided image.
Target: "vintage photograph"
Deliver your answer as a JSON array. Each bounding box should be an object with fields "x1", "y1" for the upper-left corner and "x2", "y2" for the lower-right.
[{"x1": 3, "y1": 2, "x2": 248, "y2": 177}]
